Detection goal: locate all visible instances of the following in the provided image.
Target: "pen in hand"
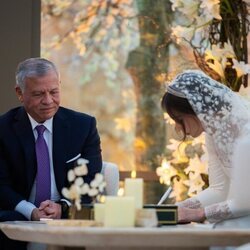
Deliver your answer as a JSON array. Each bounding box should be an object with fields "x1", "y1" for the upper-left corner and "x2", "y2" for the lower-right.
[{"x1": 157, "y1": 186, "x2": 173, "y2": 205}]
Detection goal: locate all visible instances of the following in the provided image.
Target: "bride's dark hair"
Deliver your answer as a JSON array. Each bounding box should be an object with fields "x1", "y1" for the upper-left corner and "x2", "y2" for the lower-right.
[{"x1": 161, "y1": 92, "x2": 196, "y2": 138}]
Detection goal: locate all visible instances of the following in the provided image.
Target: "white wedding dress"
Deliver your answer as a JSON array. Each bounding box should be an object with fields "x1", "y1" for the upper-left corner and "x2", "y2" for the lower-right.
[{"x1": 168, "y1": 70, "x2": 250, "y2": 223}]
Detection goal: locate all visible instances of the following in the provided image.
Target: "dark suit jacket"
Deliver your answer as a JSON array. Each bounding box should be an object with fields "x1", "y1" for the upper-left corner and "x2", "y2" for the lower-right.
[{"x1": 0, "y1": 106, "x2": 102, "y2": 210}]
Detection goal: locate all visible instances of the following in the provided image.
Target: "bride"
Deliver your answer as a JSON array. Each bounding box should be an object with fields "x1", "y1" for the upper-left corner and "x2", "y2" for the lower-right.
[{"x1": 161, "y1": 70, "x2": 250, "y2": 223}]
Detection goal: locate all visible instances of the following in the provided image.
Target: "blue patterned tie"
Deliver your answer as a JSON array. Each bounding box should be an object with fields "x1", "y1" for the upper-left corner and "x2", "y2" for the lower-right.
[{"x1": 35, "y1": 125, "x2": 51, "y2": 207}]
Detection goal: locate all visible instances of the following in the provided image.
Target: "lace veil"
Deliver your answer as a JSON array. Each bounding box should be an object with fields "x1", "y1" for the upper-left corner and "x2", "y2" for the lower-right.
[{"x1": 167, "y1": 70, "x2": 250, "y2": 170}]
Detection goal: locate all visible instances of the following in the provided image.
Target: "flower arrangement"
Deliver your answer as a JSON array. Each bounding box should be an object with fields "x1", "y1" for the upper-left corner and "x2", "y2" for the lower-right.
[
  {"x1": 62, "y1": 158, "x2": 106, "y2": 211},
  {"x1": 156, "y1": 116, "x2": 208, "y2": 201},
  {"x1": 171, "y1": 0, "x2": 250, "y2": 91}
]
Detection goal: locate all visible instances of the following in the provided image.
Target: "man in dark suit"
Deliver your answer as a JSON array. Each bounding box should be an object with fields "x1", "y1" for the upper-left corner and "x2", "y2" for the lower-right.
[{"x1": 0, "y1": 58, "x2": 102, "y2": 249}]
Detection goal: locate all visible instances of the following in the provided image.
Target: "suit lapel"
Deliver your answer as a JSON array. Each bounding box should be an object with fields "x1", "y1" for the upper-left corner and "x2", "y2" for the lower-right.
[
  {"x1": 13, "y1": 107, "x2": 71, "y2": 196},
  {"x1": 53, "y1": 108, "x2": 71, "y2": 193},
  {"x1": 13, "y1": 107, "x2": 36, "y2": 191}
]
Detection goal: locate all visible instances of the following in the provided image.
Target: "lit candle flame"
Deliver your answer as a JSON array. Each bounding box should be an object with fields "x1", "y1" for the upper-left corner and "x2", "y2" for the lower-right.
[
  {"x1": 99, "y1": 195, "x2": 106, "y2": 203},
  {"x1": 131, "y1": 170, "x2": 136, "y2": 178},
  {"x1": 117, "y1": 188, "x2": 124, "y2": 197}
]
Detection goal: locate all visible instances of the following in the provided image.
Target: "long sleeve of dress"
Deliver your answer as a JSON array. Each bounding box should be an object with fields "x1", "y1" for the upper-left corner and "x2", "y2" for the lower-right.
[
  {"x1": 205, "y1": 132, "x2": 250, "y2": 222},
  {"x1": 196, "y1": 134, "x2": 230, "y2": 206},
  {"x1": 177, "y1": 134, "x2": 232, "y2": 221},
  {"x1": 179, "y1": 132, "x2": 250, "y2": 223}
]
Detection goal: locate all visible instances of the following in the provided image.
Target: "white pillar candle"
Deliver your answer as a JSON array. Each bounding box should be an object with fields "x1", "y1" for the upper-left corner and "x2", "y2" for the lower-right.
[
  {"x1": 124, "y1": 178, "x2": 143, "y2": 209},
  {"x1": 94, "y1": 203, "x2": 105, "y2": 224},
  {"x1": 104, "y1": 196, "x2": 135, "y2": 227}
]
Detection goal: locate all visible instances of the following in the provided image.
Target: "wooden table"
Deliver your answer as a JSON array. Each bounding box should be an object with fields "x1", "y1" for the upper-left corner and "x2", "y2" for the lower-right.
[{"x1": 1, "y1": 221, "x2": 250, "y2": 250}]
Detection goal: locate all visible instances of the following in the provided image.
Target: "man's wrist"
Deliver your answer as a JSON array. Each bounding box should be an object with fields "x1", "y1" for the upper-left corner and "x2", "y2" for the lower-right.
[
  {"x1": 55, "y1": 200, "x2": 69, "y2": 219},
  {"x1": 31, "y1": 208, "x2": 40, "y2": 221}
]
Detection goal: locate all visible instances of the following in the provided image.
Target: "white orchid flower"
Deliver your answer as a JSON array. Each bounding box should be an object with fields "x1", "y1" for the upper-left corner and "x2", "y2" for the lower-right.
[
  {"x1": 95, "y1": 173, "x2": 104, "y2": 183},
  {"x1": 205, "y1": 43, "x2": 235, "y2": 64},
  {"x1": 90, "y1": 179, "x2": 99, "y2": 188},
  {"x1": 88, "y1": 188, "x2": 99, "y2": 197},
  {"x1": 184, "y1": 155, "x2": 208, "y2": 177},
  {"x1": 80, "y1": 183, "x2": 90, "y2": 195},
  {"x1": 74, "y1": 164, "x2": 88, "y2": 176},
  {"x1": 195, "y1": 13, "x2": 213, "y2": 26},
  {"x1": 222, "y1": 42, "x2": 236, "y2": 58},
  {"x1": 200, "y1": 0, "x2": 221, "y2": 20},
  {"x1": 98, "y1": 182, "x2": 106, "y2": 193},
  {"x1": 69, "y1": 184, "x2": 81, "y2": 200},
  {"x1": 166, "y1": 139, "x2": 180, "y2": 151},
  {"x1": 191, "y1": 133, "x2": 206, "y2": 145},
  {"x1": 171, "y1": 25, "x2": 194, "y2": 43},
  {"x1": 67, "y1": 169, "x2": 76, "y2": 182},
  {"x1": 62, "y1": 184, "x2": 81, "y2": 201},
  {"x1": 156, "y1": 166, "x2": 171, "y2": 185},
  {"x1": 156, "y1": 167, "x2": 165, "y2": 176},
  {"x1": 172, "y1": 178, "x2": 186, "y2": 201},
  {"x1": 179, "y1": 0, "x2": 199, "y2": 17},
  {"x1": 90, "y1": 173, "x2": 104, "y2": 188},
  {"x1": 206, "y1": 58, "x2": 226, "y2": 79},
  {"x1": 77, "y1": 158, "x2": 89, "y2": 166},
  {"x1": 74, "y1": 177, "x2": 84, "y2": 186},
  {"x1": 205, "y1": 47, "x2": 221, "y2": 62},
  {"x1": 215, "y1": 42, "x2": 235, "y2": 58},
  {"x1": 170, "y1": 0, "x2": 183, "y2": 11},
  {"x1": 75, "y1": 199, "x2": 81, "y2": 211},
  {"x1": 156, "y1": 157, "x2": 178, "y2": 186},
  {"x1": 61, "y1": 187, "x2": 70, "y2": 199},
  {"x1": 232, "y1": 59, "x2": 250, "y2": 78},
  {"x1": 196, "y1": 12, "x2": 214, "y2": 24},
  {"x1": 184, "y1": 173, "x2": 205, "y2": 195}
]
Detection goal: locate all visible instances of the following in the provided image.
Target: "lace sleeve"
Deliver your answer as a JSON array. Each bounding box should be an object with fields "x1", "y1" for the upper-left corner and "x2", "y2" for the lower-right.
[
  {"x1": 176, "y1": 198, "x2": 202, "y2": 208},
  {"x1": 176, "y1": 135, "x2": 229, "y2": 212},
  {"x1": 178, "y1": 199, "x2": 234, "y2": 223},
  {"x1": 205, "y1": 130, "x2": 250, "y2": 223},
  {"x1": 178, "y1": 132, "x2": 250, "y2": 223},
  {"x1": 205, "y1": 201, "x2": 233, "y2": 223}
]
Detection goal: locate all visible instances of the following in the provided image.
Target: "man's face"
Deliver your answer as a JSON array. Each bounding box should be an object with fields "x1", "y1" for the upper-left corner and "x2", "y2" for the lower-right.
[{"x1": 16, "y1": 70, "x2": 61, "y2": 123}]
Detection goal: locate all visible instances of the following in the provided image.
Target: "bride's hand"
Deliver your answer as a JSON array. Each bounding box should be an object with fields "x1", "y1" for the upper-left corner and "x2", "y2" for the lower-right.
[{"x1": 178, "y1": 207, "x2": 206, "y2": 223}]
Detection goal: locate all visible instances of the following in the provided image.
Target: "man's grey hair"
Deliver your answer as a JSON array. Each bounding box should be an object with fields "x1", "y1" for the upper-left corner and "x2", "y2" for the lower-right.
[{"x1": 15, "y1": 58, "x2": 59, "y2": 91}]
